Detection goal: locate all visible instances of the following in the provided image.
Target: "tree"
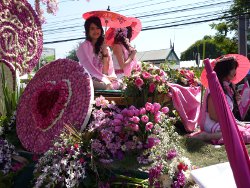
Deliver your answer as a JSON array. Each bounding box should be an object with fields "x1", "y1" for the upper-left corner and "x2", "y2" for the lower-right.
[
  {"x1": 66, "y1": 48, "x2": 79, "y2": 62},
  {"x1": 181, "y1": 36, "x2": 223, "y2": 60}
]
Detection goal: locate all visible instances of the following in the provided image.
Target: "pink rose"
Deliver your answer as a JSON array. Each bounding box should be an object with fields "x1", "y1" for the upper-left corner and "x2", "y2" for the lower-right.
[
  {"x1": 155, "y1": 75, "x2": 161, "y2": 82},
  {"x1": 142, "y1": 72, "x2": 151, "y2": 79},
  {"x1": 130, "y1": 124, "x2": 139, "y2": 132},
  {"x1": 149, "y1": 83, "x2": 156, "y2": 93},
  {"x1": 161, "y1": 107, "x2": 169, "y2": 114},
  {"x1": 153, "y1": 103, "x2": 161, "y2": 112},
  {"x1": 135, "y1": 77, "x2": 144, "y2": 88},
  {"x1": 130, "y1": 116, "x2": 140, "y2": 124},
  {"x1": 145, "y1": 102, "x2": 153, "y2": 111},
  {"x1": 140, "y1": 108, "x2": 146, "y2": 115},
  {"x1": 141, "y1": 115, "x2": 149, "y2": 123},
  {"x1": 145, "y1": 122, "x2": 154, "y2": 131}
]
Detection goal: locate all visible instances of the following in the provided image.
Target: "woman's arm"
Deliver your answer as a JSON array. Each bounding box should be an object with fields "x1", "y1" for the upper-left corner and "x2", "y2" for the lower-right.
[
  {"x1": 113, "y1": 44, "x2": 135, "y2": 69},
  {"x1": 207, "y1": 95, "x2": 219, "y2": 122},
  {"x1": 101, "y1": 44, "x2": 110, "y2": 75}
]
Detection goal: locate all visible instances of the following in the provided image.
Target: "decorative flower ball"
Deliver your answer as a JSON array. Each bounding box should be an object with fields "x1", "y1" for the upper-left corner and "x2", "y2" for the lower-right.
[
  {"x1": 0, "y1": 59, "x2": 20, "y2": 116},
  {"x1": 0, "y1": 0, "x2": 43, "y2": 75},
  {"x1": 16, "y1": 59, "x2": 94, "y2": 153}
]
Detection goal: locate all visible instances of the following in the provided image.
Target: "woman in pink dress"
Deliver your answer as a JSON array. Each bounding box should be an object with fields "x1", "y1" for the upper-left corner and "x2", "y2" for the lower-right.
[
  {"x1": 200, "y1": 57, "x2": 250, "y2": 142},
  {"x1": 112, "y1": 27, "x2": 138, "y2": 79},
  {"x1": 76, "y1": 16, "x2": 117, "y2": 89}
]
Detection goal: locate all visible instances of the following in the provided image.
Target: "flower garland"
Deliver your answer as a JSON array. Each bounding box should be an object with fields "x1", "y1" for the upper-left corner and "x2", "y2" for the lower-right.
[
  {"x1": 0, "y1": 0, "x2": 43, "y2": 75},
  {"x1": 16, "y1": 59, "x2": 94, "y2": 153}
]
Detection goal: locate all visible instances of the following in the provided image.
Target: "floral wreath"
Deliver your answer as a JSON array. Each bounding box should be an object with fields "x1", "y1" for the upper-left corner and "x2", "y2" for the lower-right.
[
  {"x1": 16, "y1": 59, "x2": 94, "y2": 153},
  {"x1": 0, "y1": 0, "x2": 43, "y2": 75},
  {"x1": 115, "y1": 27, "x2": 128, "y2": 38}
]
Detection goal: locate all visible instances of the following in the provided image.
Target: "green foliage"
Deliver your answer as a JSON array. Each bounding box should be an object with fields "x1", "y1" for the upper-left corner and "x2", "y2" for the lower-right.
[{"x1": 1, "y1": 64, "x2": 23, "y2": 118}]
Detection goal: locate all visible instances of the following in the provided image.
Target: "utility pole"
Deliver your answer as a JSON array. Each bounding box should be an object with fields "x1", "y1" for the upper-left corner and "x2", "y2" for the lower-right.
[{"x1": 238, "y1": 14, "x2": 248, "y2": 56}]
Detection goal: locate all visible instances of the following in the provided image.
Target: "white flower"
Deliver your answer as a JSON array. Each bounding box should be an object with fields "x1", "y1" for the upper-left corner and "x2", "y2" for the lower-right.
[{"x1": 121, "y1": 145, "x2": 126, "y2": 151}]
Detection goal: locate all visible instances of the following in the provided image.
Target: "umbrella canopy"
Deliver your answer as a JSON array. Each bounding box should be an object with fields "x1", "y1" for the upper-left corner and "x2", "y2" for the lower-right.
[
  {"x1": 105, "y1": 17, "x2": 142, "y2": 46},
  {"x1": 201, "y1": 54, "x2": 250, "y2": 88},
  {"x1": 82, "y1": 10, "x2": 131, "y2": 28},
  {"x1": 204, "y1": 58, "x2": 250, "y2": 188}
]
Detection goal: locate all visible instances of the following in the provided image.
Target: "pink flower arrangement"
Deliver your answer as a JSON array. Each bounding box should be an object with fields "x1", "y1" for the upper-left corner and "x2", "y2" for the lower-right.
[
  {"x1": 0, "y1": 0, "x2": 43, "y2": 75},
  {"x1": 16, "y1": 59, "x2": 94, "y2": 153},
  {"x1": 89, "y1": 97, "x2": 169, "y2": 162},
  {"x1": 123, "y1": 62, "x2": 169, "y2": 107},
  {"x1": 178, "y1": 69, "x2": 200, "y2": 87}
]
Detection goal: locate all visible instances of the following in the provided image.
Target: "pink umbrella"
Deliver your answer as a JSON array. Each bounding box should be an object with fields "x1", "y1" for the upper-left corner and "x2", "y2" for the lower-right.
[
  {"x1": 204, "y1": 58, "x2": 250, "y2": 187},
  {"x1": 105, "y1": 17, "x2": 142, "y2": 46}
]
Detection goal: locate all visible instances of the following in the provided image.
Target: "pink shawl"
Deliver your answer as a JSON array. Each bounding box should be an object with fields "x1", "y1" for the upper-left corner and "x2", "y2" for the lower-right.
[{"x1": 76, "y1": 40, "x2": 116, "y2": 84}]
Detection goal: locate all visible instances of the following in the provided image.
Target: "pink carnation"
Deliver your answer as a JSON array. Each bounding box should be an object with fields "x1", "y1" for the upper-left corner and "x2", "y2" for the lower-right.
[
  {"x1": 130, "y1": 124, "x2": 139, "y2": 132},
  {"x1": 140, "y1": 108, "x2": 146, "y2": 115},
  {"x1": 155, "y1": 75, "x2": 162, "y2": 82},
  {"x1": 145, "y1": 122, "x2": 154, "y2": 131},
  {"x1": 141, "y1": 115, "x2": 149, "y2": 123},
  {"x1": 145, "y1": 102, "x2": 153, "y2": 111},
  {"x1": 135, "y1": 77, "x2": 144, "y2": 88},
  {"x1": 161, "y1": 107, "x2": 169, "y2": 114},
  {"x1": 149, "y1": 83, "x2": 156, "y2": 93},
  {"x1": 130, "y1": 116, "x2": 140, "y2": 124},
  {"x1": 153, "y1": 103, "x2": 161, "y2": 113},
  {"x1": 154, "y1": 112, "x2": 161, "y2": 123}
]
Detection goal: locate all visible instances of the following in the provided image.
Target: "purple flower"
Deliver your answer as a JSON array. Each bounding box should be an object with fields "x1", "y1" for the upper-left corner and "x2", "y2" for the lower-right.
[
  {"x1": 146, "y1": 137, "x2": 160, "y2": 148},
  {"x1": 166, "y1": 149, "x2": 177, "y2": 160},
  {"x1": 130, "y1": 116, "x2": 140, "y2": 124}
]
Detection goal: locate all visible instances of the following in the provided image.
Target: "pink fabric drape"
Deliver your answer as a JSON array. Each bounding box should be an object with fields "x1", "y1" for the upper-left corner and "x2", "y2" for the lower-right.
[
  {"x1": 204, "y1": 58, "x2": 250, "y2": 188},
  {"x1": 168, "y1": 83, "x2": 201, "y2": 132},
  {"x1": 76, "y1": 40, "x2": 116, "y2": 85}
]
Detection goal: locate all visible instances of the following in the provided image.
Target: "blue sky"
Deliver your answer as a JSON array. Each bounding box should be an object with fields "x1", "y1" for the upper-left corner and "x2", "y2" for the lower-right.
[{"x1": 28, "y1": 0, "x2": 233, "y2": 59}]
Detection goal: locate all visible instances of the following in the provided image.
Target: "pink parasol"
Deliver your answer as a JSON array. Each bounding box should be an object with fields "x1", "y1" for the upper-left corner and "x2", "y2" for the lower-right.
[
  {"x1": 204, "y1": 58, "x2": 250, "y2": 187},
  {"x1": 201, "y1": 54, "x2": 250, "y2": 88},
  {"x1": 82, "y1": 10, "x2": 131, "y2": 30},
  {"x1": 105, "y1": 17, "x2": 142, "y2": 46}
]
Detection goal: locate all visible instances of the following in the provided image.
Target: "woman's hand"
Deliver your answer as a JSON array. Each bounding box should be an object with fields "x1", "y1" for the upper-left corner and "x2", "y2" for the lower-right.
[
  {"x1": 130, "y1": 49, "x2": 137, "y2": 59},
  {"x1": 101, "y1": 44, "x2": 109, "y2": 56}
]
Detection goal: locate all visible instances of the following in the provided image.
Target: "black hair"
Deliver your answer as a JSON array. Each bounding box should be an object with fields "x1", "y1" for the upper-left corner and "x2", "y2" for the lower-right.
[
  {"x1": 126, "y1": 26, "x2": 133, "y2": 41},
  {"x1": 114, "y1": 28, "x2": 132, "y2": 52},
  {"x1": 214, "y1": 57, "x2": 241, "y2": 120},
  {"x1": 84, "y1": 16, "x2": 104, "y2": 55}
]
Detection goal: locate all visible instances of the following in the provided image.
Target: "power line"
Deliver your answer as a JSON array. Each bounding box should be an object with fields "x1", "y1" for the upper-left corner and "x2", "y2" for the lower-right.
[{"x1": 44, "y1": 12, "x2": 249, "y2": 44}]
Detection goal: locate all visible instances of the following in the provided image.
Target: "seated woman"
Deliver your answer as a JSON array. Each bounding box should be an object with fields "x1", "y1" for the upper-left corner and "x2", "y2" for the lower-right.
[
  {"x1": 112, "y1": 27, "x2": 138, "y2": 79},
  {"x1": 200, "y1": 56, "x2": 250, "y2": 141},
  {"x1": 76, "y1": 16, "x2": 117, "y2": 89}
]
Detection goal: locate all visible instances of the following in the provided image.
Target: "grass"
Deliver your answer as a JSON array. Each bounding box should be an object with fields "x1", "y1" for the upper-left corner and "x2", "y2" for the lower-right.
[{"x1": 175, "y1": 123, "x2": 250, "y2": 168}]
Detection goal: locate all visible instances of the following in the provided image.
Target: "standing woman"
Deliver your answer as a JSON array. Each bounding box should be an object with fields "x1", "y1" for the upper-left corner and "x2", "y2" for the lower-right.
[
  {"x1": 76, "y1": 16, "x2": 117, "y2": 89},
  {"x1": 112, "y1": 27, "x2": 138, "y2": 79}
]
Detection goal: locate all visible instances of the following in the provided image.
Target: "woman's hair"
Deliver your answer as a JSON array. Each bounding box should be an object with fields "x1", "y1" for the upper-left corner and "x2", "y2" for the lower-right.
[
  {"x1": 214, "y1": 57, "x2": 238, "y2": 83},
  {"x1": 114, "y1": 28, "x2": 133, "y2": 52},
  {"x1": 214, "y1": 57, "x2": 241, "y2": 120},
  {"x1": 84, "y1": 16, "x2": 104, "y2": 55},
  {"x1": 126, "y1": 26, "x2": 133, "y2": 41}
]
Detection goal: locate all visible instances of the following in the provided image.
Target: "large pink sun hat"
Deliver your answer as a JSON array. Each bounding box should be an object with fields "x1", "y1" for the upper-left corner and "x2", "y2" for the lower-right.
[
  {"x1": 16, "y1": 59, "x2": 94, "y2": 154},
  {"x1": 0, "y1": 0, "x2": 43, "y2": 75}
]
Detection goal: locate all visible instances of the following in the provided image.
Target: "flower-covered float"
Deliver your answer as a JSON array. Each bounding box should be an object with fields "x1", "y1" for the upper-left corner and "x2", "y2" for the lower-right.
[
  {"x1": 0, "y1": 0, "x2": 43, "y2": 75},
  {"x1": 16, "y1": 59, "x2": 94, "y2": 153}
]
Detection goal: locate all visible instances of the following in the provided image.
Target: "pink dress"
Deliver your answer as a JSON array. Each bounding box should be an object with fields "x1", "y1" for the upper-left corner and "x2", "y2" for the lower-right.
[
  {"x1": 76, "y1": 40, "x2": 116, "y2": 85},
  {"x1": 112, "y1": 44, "x2": 137, "y2": 79}
]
